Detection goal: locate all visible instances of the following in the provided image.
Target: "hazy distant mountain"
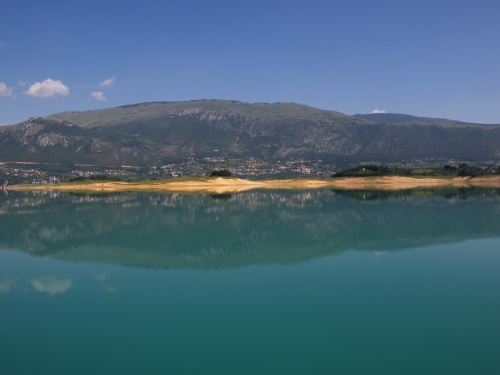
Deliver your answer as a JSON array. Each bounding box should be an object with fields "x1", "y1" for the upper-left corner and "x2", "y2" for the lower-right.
[
  {"x1": 1, "y1": 100, "x2": 499, "y2": 169},
  {"x1": 352, "y1": 113, "x2": 494, "y2": 127}
]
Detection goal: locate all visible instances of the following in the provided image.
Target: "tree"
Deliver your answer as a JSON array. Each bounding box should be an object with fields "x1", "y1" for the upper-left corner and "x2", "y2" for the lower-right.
[{"x1": 209, "y1": 170, "x2": 232, "y2": 177}]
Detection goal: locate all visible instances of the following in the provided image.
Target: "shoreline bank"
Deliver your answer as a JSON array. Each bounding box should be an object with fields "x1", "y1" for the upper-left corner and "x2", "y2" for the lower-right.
[{"x1": 7, "y1": 176, "x2": 500, "y2": 194}]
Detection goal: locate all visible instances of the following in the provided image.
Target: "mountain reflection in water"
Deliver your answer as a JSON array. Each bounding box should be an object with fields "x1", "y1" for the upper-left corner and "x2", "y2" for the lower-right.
[{"x1": 1, "y1": 188, "x2": 499, "y2": 269}]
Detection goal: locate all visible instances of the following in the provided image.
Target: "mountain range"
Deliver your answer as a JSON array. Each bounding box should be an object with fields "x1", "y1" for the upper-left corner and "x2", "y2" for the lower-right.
[{"x1": 1, "y1": 100, "x2": 499, "y2": 172}]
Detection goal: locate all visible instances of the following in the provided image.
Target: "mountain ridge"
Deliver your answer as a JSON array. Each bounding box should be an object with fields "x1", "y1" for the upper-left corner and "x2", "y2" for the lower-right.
[
  {"x1": 47, "y1": 100, "x2": 353, "y2": 128},
  {"x1": 1, "y1": 100, "x2": 500, "y2": 180},
  {"x1": 352, "y1": 112, "x2": 497, "y2": 127}
]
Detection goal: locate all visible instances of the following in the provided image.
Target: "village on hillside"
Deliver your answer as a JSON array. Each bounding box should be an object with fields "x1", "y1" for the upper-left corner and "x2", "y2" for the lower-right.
[{"x1": 0, "y1": 156, "x2": 488, "y2": 186}]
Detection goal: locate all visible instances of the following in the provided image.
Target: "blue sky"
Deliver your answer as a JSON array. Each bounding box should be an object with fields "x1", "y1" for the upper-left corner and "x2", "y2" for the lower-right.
[{"x1": 1, "y1": 0, "x2": 499, "y2": 125}]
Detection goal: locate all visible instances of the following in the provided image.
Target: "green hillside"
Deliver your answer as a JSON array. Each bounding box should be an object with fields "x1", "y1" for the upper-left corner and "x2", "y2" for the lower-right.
[
  {"x1": 48, "y1": 100, "x2": 350, "y2": 128},
  {"x1": 1, "y1": 100, "x2": 500, "y2": 180}
]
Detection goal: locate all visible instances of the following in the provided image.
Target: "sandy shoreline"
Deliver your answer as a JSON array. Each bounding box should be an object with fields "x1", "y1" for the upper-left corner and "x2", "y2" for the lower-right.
[{"x1": 7, "y1": 175, "x2": 500, "y2": 194}]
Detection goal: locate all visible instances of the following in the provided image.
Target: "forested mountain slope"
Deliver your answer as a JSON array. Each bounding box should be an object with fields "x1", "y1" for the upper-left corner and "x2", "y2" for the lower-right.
[{"x1": 1, "y1": 100, "x2": 499, "y2": 168}]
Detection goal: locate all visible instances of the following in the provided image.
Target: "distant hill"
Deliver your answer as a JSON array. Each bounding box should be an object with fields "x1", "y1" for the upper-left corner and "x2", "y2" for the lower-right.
[
  {"x1": 352, "y1": 113, "x2": 496, "y2": 127},
  {"x1": 48, "y1": 100, "x2": 350, "y2": 128},
  {"x1": 1, "y1": 100, "x2": 500, "y2": 173}
]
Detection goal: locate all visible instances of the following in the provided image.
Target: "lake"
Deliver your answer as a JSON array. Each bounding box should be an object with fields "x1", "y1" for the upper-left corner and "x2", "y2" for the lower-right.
[{"x1": 1, "y1": 188, "x2": 500, "y2": 374}]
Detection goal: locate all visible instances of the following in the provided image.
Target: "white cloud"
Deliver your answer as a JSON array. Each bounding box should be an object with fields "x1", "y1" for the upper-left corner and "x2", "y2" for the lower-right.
[
  {"x1": 24, "y1": 79, "x2": 69, "y2": 99},
  {"x1": 90, "y1": 91, "x2": 108, "y2": 101},
  {"x1": 31, "y1": 275, "x2": 72, "y2": 296},
  {"x1": 100, "y1": 76, "x2": 115, "y2": 88},
  {"x1": 0, "y1": 82, "x2": 14, "y2": 97},
  {"x1": 372, "y1": 109, "x2": 387, "y2": 114}
]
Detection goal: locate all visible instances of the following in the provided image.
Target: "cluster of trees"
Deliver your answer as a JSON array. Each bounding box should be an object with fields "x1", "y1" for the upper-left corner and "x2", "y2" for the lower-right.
[
  {"x1": 445, "y1": 163, "x2": 499, "y2": 177},
  {"x1": 332, "y1": 164, "x2": 413, "y2": 178},
  {"x1": 333, "y1": 164, "x2": 500, "y2": 178},
  {"x1": 209, "y1": 170, "x2": 232, "y2": 177},
  {"x1": 333, "y1": 187, "x2": 500, "y2": 201},
  {"x1": 67, "y1": 175, "x2": 123, "y2": 183}
]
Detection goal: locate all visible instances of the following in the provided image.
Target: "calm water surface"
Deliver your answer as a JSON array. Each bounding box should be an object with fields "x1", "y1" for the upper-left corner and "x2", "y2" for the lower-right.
[{"x1": 1, "y1": 189, "x2": 500, "y2": 374}]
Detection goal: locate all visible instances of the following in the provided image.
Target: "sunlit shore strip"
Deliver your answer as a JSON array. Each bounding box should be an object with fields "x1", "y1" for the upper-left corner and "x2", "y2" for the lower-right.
[{"x1": 7, "y1": 176, "x2": 500, "y2": 194}]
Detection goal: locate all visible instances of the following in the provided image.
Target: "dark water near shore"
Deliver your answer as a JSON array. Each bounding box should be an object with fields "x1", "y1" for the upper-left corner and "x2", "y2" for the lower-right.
[{"x1": 1, "y1": 188, "x2": 500, "y2": 374}]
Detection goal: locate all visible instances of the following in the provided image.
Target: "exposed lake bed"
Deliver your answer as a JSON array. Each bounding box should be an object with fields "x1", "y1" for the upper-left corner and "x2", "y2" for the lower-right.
[{"x1": 8, "y1": 175, "x2": 500, "y2": 194}]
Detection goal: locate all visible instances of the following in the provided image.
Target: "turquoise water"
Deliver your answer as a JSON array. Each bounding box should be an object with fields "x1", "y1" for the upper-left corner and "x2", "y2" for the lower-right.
[{"x1": 1, "y1": 189, "x2": 500, "y2": 374}]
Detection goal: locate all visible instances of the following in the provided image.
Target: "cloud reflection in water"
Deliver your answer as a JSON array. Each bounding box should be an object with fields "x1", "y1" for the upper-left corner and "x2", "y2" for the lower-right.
[
  {"x1": 30, "y1": 276, "x2": 72, "y2": 296},
  {"x1": 0, "y1": 278, "x2": 16, "y2": 294}
]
